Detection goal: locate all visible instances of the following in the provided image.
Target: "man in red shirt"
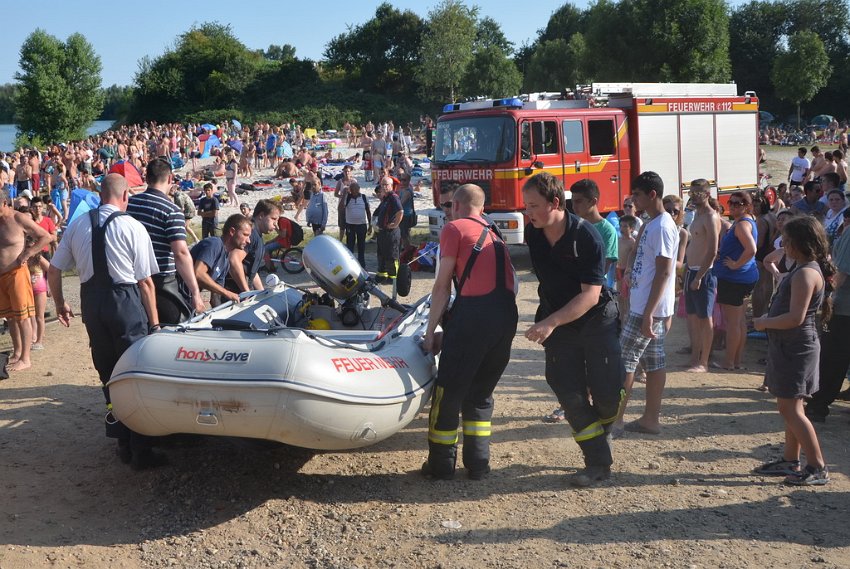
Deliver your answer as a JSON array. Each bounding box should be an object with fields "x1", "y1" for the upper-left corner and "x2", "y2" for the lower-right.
[{"x1": 422, "y1": 184, "x2": 518, "y2": 480}]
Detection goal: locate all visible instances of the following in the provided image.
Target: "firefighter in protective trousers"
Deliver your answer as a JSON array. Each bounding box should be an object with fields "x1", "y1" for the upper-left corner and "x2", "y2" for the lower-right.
[
  {"x1": 422, "y1": 184, "x2": 518, "y2": 480},
  {"x1": 522, "y1": 173, "x2": 625, "y2": 487}
]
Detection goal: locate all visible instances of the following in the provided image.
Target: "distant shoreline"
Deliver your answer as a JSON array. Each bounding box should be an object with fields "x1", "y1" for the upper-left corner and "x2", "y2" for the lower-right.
[{"x1": 0, "y1": 119, "x2": 115, "y2": 152}]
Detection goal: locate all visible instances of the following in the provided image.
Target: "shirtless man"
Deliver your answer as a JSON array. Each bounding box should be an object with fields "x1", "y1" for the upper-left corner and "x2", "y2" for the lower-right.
[
  {"x1": 14, "y1": 159, "x2": 32, "y2": 196},
  {"x1": 808, "y1": 146, "x2": 824, "y2": 182},
  {"x1": 682, "y1": 179, "x2": 721, "y2": 372},
  {"x1": 157, "y1": 135, "x2": 170, "y2": 158},
  {"x1": 371, "y1": 132, "x2": 387, "y2": 181},
  {"x1": 27, "y1": 151, "x2": 41, "y2": 193},
  {"x1": 276, "y1": 158, "x2": 299, "y2": 179},
  {"x1": 0, "y1": 188, "x2": 52, "y2": 371},
  {"x1": 0, "y1": 165, "x2": 10, "y2": 192}
]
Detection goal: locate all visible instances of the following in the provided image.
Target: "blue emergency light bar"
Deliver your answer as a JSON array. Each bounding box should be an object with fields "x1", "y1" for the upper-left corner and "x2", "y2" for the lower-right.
[{"x1": 442, "y1": 97, "x2": 524, "y2": 113}]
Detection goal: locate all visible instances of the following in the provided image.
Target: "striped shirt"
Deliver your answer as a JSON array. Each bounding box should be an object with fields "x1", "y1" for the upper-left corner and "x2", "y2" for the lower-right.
[{"x1": 127, "y1": 188, "x2": 186, "y2": 275}]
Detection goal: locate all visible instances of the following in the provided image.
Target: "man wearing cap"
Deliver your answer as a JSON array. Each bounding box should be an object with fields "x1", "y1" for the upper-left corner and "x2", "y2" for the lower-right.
[
  {"x1": 48, "y1": 173, "x2": 165, "y2": 469},
  {"x1": 422, "y1": 183, "x2": 518, "y2": 480}
]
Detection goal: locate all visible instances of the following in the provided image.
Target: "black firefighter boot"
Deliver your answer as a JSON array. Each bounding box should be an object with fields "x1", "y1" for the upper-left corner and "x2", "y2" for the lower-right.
[
  {"x1": 462, "y1": 433, "x2": 491, "y2": 480},
  {"x1": 422, "y1": 442, "x2": 457, "y2": 480},
  {"x1": 571, "y1": 435, "x2": 613, "y2": 487}
]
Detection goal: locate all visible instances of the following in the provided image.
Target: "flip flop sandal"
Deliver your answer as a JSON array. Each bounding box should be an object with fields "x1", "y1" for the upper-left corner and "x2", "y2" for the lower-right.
[
  {"x1": 753, "y1": 458, "x2": 800, "y2": 476},
  {"x1": 542, "y1": 408, "x2": 566, "y2": 423},
  {"x1": 624, "y1": 420, "x2": 661, "y2": 435}
]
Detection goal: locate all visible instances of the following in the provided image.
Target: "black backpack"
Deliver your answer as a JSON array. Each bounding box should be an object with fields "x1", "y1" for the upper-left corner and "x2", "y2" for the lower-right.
[{"x1": 289, "y1": 220, "x2": 304, "y2": 246}]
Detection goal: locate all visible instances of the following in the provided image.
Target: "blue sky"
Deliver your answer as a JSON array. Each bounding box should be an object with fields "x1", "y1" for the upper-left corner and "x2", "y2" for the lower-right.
[
  {"x1": 1, "y1": 1, "x2": 751, "y2": 87},
  {"x1": 0, "y1": 1, "x2": 557, "y2": 86}
]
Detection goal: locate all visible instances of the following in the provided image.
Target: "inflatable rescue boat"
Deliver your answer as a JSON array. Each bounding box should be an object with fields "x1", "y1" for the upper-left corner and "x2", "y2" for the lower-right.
[{"x1": 108, "y1": 236, "x2": 437, "y2": 450}]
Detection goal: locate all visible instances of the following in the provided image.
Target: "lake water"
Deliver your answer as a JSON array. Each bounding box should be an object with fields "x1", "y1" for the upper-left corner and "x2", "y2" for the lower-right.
[{"x1": 0, "y1": 120, "x2": 115, "y2": 152}]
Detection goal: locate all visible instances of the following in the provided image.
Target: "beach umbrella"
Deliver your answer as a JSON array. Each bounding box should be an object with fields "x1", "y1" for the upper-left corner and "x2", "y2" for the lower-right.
[
  {"x1": 108, "y1": 160, "x2": 144, "y2": 187},
  {"x1": 201, "y1": 123, "x2": 216, "y2": 132},
  {"x1": 810, "y1": 114, "x2": 834, "y2": 126},
  {"x1": 232, "y1": 119, "x2": 242, "y2": 131},
  {"x1": 758, "y1": 111, "x2": 774, "y2": 124},
  {"x1": 227, "y1": 139, "x2": 243, "y2": 154}
]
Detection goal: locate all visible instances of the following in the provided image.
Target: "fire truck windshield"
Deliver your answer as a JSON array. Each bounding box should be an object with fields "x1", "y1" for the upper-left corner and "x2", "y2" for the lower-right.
[{"x1": 434, "y1": 116, "x2": 516, "y2": 165}]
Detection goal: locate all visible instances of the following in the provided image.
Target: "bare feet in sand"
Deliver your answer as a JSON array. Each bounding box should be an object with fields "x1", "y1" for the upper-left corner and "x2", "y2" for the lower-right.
[
  {"x1": 685, "y1": 365, "x2": 708, "y2": 373},
  {"x1": 8, "y1": 360, "x2": 31, "y2": 372}
]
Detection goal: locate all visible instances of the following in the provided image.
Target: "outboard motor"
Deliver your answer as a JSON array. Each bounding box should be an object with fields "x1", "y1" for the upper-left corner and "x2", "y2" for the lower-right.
[{"x1": 303, "y1": 235, "x2": 406, "y2": 313}]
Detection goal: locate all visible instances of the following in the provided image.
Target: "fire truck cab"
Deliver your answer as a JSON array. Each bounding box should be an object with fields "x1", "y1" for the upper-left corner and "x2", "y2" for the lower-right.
[{"x1": 427, "y1": 82, "x2": 759, "y2": 244}]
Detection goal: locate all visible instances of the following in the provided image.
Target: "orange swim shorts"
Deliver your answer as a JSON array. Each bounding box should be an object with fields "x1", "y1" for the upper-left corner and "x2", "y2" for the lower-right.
[{"x1": 0, "y1": 264, "x2": 35, "y2": 321}]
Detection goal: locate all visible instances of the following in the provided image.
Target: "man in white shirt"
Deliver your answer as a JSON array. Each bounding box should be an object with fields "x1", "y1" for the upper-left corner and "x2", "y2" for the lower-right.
[
  {"x1": 47, "y1": 173, "x2": 164, "y2": 469},
  {"x1": 613, "y1": 171, "x2": 679, "y2": 437},
  {"x1": 344, "y1": 181, "x2": 372, "y2": 267},
  {"x1": 788, "y1": 147, "x2": 810, "y2": 187}
]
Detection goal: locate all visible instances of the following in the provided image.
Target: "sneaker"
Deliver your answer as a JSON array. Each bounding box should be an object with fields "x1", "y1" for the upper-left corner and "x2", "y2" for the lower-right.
[
  {"x1": 785, "y1": 465, "x2": 829, "y2": 486},
  {"x1": 754, "y1": 458, "x2": 801, "y2": 476},
  {"x1": 569, "y1": 465, "x2": 611, "y2": 487}
]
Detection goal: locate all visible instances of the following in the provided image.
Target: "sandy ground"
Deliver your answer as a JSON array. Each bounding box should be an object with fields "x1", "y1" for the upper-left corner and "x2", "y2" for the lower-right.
[{"x1": 1, "y1": 145, "x2": 849, "y2": 568}]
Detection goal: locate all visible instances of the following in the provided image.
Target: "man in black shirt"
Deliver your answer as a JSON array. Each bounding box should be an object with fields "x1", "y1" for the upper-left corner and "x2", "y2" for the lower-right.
[
  {"x1": 523, "y1": 173, "x2": 625, "y2": 487},
  {"x1": 225, "y1": 200, "x2": 281, "y2": 293},
  {"x1": 373, "y1": 177, "x2": 403, "y2": 284}
]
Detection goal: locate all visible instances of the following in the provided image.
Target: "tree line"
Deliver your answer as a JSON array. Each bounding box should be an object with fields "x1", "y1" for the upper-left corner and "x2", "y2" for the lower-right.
[{"x1": 11, "y1": 0, "x2": 849, "y2": 145}]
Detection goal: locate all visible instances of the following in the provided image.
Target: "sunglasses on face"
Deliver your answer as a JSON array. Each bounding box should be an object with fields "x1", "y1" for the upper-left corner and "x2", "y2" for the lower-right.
[
  {"x1": 440, "y1": 201, "x2": 452, "y2": 209},
  {"x1": 623, "y1": 203, "x2": 634, "y2": 208},
  {"x1": 728, "y1": 200, "x2": 744, "y2": 206},
  {"x1": 666, "y1": 208, "x2": 680, "y2": 214}
]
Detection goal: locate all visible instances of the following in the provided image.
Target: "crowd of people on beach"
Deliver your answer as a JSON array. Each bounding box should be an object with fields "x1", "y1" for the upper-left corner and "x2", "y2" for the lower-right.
[
  {"x1": 0, "y1": 116, "x2": 432, "y2": 375},
  {"x1": 760, "y1": 117, "x2": 849, "y2": 148},
  {"x1": 0, "y1": 115, "x2": 847, "y2": 485}
]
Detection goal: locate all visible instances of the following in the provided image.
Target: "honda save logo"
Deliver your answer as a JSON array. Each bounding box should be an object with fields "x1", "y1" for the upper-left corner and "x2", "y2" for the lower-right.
[{"x1": 176, "y1": 346, "x2": 251, "y2": 363}]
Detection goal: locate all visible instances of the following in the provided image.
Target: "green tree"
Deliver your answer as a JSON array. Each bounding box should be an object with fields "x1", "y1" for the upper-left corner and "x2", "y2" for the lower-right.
[
  {"x1": 729, "y1": 1, "x2": 789, "y2": 111},
  {"x1": 418, "y1": 0, "x2": 478, "y2": 102},
  {"x1": 583, "y1": 0, "x2": 731, "y2": 82},
  {"x1": 785, "y1": 0, "x2": 850, "y2": 117},
  {"x1": 539, "y1": 2, "x2": 585, "y2": 43},
  {"x1": 263, "y1": 44, "x2": 296, "y2": 61},
  {"x1": 130, "y1": 22, "x2": 263, "y2": 122},
  {"x1": 100, "y1": 84, "x2": 133, "y2": 120},
  {"x1": 771, "y1": 30, "x2": 831, "y2": 128},
  {"x1": 0, "y1": 84, "x2": 21, "y2": 123},
  {"x1": 15, "y1": 29, "x2": 103, "y2": 144},
  {"x1": 474, "y1": 16, "x2": 513, "y2": 54},
  {"x1": 323, "y1": 3, "x2": 425, "y2": 94},
  {"x1": 463, "y1": 46, "x2": 523, "y2": 98},
  {"x1": 524, "y1": 35, "x2": 589, "y2": 92}
]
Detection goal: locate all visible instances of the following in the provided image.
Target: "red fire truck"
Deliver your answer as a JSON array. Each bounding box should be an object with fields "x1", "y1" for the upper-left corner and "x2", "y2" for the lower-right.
[{"x1": 427, "y1": 82, "x2": 760, "y2": 243}]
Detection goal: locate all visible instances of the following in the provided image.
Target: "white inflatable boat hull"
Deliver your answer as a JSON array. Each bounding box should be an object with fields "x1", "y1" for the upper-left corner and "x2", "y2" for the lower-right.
[{"x1": 108, "y1": 285, "x2": 437, "y2": 450}]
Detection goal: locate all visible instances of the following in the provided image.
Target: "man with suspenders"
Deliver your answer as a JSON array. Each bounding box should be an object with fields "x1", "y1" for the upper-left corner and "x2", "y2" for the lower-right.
[
  {"x1": 422, "y1": 184, "x2": 518, "y2": 480},
  {"x1": 47, "y1": 174, "x2": 165, "y2": 469}
]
